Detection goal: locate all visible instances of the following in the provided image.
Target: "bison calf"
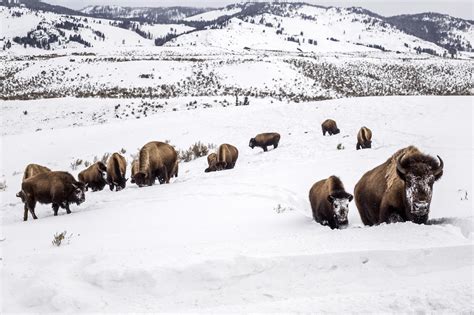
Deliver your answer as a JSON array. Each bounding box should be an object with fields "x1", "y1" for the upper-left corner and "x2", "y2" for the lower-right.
[
  {"x1": 130, "y1": 159, "x2": 139, "y2": 184},
  {"x1": 357, "y1": 127, "x2": 372, "y2": 150},
  {"x1": 309, "y1": 176, "x2": 353, "y2": 229},
  {"x1": 107, "y1": 153, "x2": 128, "y2": 191},
  {"x1": 354, "y1": 146, "x2": 443, "y2": 225},
  {"x1": 205, "y1": 153, "x2": 218, "y2": 173},
  {"x1": 78, "y1": 162, "x2": 107, "y2": 191},
  {"x1": 321, "y1": 119, "x2": 340, "y2": 136},
  {"x1": 249, "y1": 133, "x2": 280, "y2": 152},
  {"x1": 18, "y1": 171, "x2": 86, "y2": 221}
]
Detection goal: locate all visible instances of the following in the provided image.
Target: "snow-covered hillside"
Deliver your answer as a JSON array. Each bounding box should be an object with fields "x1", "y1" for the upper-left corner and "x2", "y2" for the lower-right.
[{"x1": 1, "y1": 95, "x2": 472, "y2": 312}]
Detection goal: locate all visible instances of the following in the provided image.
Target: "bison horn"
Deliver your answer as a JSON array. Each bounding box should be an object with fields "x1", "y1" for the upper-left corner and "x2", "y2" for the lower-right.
[
  {"x1": 396, "y1": 154, "x2": 407, "y2": 176},
  {"x1": 434, "y1": 155, "x2": 444, "y2": 176}
]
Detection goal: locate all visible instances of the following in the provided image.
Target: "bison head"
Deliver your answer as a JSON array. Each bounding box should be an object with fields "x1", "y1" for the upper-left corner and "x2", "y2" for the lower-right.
[
  {"x1": 334, "y1": 128, "x2": 340, "y2": 135},
  {"x1": 113, "y1": 177, "x2": 128, "y2": 191},
  {"x1": 328, "y1": 192, "x2": 353, "y2": 227},
  {"x1": 71, "y1": 182, "x2": 86, "y2": 205},
  {"x1": 134, "y1": 172, "x2": 150, "y2": 187},
  {"x1": 396, "y1": 154, "x2": 443, "y2": 220},
  {"x1": 249, "y1": 138, "x2": 256, "y2": 149}
]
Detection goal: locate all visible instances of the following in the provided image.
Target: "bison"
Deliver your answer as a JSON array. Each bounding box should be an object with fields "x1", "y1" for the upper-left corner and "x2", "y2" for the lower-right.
[
  {"x1": 134, "y1": 141, "x2": 178, "y2": 187},
  {"x1": 354, "y1": 146, "x2": 444, "y2": 225},
  {"x1": 249, "y1": 132, "x2": 281, "y2": 152},
  {"x1": 106, "y1": 153, "x2": 128, "y2": 191},
  {"x1": 206, "y1": 144, "x2": 238, "y2": 172},
  {"x1": 130, "y1": 159, "x2": 139, "y2": 184},
  {"x1": 205, "y1": 153, "x2": 218, "y2": 173},
  {"x1": 78, "y1": 162, "x2": 107, "y2": 191},
  {"x1": 321, "y1": 119, "x2": 340, "y2": 136},
  {"x1": 17, "y1": 171, "x2": 86, "y2": 221},
  {"x1": 309, "y1": 175, "x2": 353, "y2": 229},
  {"x1": 22, "y1": 163, "x2": 51, "y2": 182},
  {"x1": 357, "y1": 127, "x2": 372, "y2": 150}
]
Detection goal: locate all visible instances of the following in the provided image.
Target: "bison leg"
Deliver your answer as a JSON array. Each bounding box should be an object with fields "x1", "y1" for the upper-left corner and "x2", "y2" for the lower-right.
[
  {"x1": 263, "y1": 146, "x2": 268, "y2": 152},
  {"x1": 379, "y1": 204, "x2": 402, "y2": 224},
  {"x1": 273, "y1": 142, "x2": 279, "y2": 149},
  {"x1": 65, "y1": 203, "x2": 71, "y2": 214},
  {"x1": 109, "y1": 183, "x2": 115, "y2": 191},
  {"x1": 26, "y1": 200, "x2": 38, "y2": 220},
  {"x1": 23, "y1": 203, "x2": 29, "y2": 221},
  {"x1": 163, "y1": 166, "x2": 170, "y2": 184},
  {"x1": 356, "y1": 143, "x2": 361, "y2": 150},
  {"x1": 52, "y1": 203, "x2": 59, "y2": 216}
]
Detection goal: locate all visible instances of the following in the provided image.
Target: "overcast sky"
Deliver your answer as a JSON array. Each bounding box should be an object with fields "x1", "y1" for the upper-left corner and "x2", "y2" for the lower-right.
[{"x1": 47, "y1": 0, "x2": 473, "y2": 20}]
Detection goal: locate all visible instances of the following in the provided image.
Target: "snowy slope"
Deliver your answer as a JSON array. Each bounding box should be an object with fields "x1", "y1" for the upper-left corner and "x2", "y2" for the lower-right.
[{"x1": 1, "y1": 95, "x2": 472, "y2": 312}]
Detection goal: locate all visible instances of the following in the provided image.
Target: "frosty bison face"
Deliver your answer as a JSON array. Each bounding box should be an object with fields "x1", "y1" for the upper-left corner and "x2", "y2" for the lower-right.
[
  {"x1": 71, "y1": 182, "x2": 86, "y2": 205},
  {"x1": 249, "y1": 138, "x2": 256, "y2": 149},
  {"x1": 328, "y1": 193, "x2": 353, "y2": 227},
  {"x1": 396, "y1": 154, "x2": 443, "y2": 218}
]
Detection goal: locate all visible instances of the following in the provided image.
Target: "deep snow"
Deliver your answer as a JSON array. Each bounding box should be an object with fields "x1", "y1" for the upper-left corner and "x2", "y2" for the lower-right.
[{"x1": 0, "y1": 95, "x2": 472, "y2": 312}]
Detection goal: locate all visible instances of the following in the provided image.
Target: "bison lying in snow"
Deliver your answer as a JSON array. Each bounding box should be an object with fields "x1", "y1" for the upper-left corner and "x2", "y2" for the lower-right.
[
  {"x1": 78, "y1": 162, "x2": 107, "y2": 191},
  {"x1": 309, "y1": 175, "x2": 353, "y2": 229},
  {"x1": 134, "y1": 141, "x2": 178, "y2": 187},
  {"x1": 205, "y1": 144, "x2": 239, "y2": 172},
  {"x1": 357, "y1": 127, "x2": 372, "y2": 150},
  {"x1": 107, "y1": 153, "x2": 127, "y2": 191},
  {"x1": 321, "y1": 119, "x2": 340, "y2": 136},
  {"x1": 22, "y1": 163, "x2": 51, "y2": 182},
  {"x1": 354, "y1": 146, "x2": 443, "y2": 225},
  {"x1": 17, "y1": 171, "x2": 86, "y2": 221},
  {"x1": 249, "y1": 133, "x2": 280, "y2": 152}
]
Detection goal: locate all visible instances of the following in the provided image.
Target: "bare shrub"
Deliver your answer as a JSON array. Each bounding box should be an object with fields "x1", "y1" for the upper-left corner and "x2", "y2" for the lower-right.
[
  {"x1": 70, "y1": 159, "x2": 83, "y2": 170},
  {"x1": 52, "y1": 231, "x2": 72, "y2": 247},
  {"x1": 178, "y1": 142, "x2": 216, "y2": 162},
  {"x1": 0, "y1": 180, "x2": 7, "y2": 191}
]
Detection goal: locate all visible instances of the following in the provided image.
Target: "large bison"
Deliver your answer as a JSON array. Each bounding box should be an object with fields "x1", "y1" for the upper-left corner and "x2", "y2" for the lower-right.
[
  {"x1": 249, "y1": 132, "x2": 280, "y2": 152},
  {"x1": 22, "y1": 163, "x2": 51, "y2": 182},
  {"x1": 356, "y1": 127, "x2": 372, "y2": 150},
  {"x1": 78, "y1": 162, "x2": 107, "y2": 191},
  {"x1": 17, "y1": 171, "x2": 86, "y2": 221},
  {"x1": 309, "y1": 175, "x2": 353, "y2": 229},
  {"x1": 205, "y1": 144, "x2": 239, "y2": 172},
  {"x1": 134, "y1": 141, "x2": 178, "y2": 187},
  {"x1": 107, "y1": 153, "x2": 128, "y2": 191},
  {"x1": 204, "y1": 153, "x2": 218, "y2": 173},
  {"x1": 354, "y1": 146, "x2": 444, "y2": 225},
  {"x1": 321, "y1": 119, "x2": 340, "y2": 136}
]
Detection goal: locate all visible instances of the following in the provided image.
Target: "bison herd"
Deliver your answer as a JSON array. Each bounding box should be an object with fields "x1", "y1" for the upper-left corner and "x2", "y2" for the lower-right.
[{"x1": 16, "y1": 120, "x2": 444, "y2": 228}]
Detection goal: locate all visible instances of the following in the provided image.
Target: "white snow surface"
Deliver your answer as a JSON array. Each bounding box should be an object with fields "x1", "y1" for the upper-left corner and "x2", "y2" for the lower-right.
[{"x1": 0, "y1": 95, "x2": 473, "y2": 313}]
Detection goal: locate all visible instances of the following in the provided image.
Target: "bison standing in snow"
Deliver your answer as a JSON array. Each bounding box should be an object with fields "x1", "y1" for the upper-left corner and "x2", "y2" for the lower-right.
[
  {"x1": 309, "y1": 175, "x2": 353, "y2": 229},
  {"x1": 249, "y1": 132, "x2": 281, "y2": 152},
  {"x1": 106, "y1": 153, "x2": 128, "y2": 191},
  {"x1": 206, "y1": 144, "x2": 238, "y2": 172},
  {"x1": 354, "y1": 146, "x2": 444, "y2": 225},
  {"x1": 78, "y1": 161, "x2": 107, "y2": 191},
  {"x1": 356, "y1": 126, "x2": 372, "y2": 150},
  {"x1": 134, "y1": 141, "x2": 178, "y2": 187},
  {"x1": 17, "y1": 171, "x2": 86, "y2": 221},
  {"x1": 321, "y1": 119, "x2": 340, "y2": 136}
]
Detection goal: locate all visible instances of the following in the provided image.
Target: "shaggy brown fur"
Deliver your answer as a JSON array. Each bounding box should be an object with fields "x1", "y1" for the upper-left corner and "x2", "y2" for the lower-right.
[
  {"x1": 205, "y1": 153, "x2": 218, "y2": 173},
  {"x1": 106, "y1": 153, "x2": 127, "y2": 191},
  {"x1": 78, "y1": 162, "x2": 107, "y2": 192},
  {"x1": 249, "y1": 132, "x2": 281, "y2": 152},
  {"x1": 18, "y1": 171, "x2": 86, "y2": 221},
  {"x1": 356, "y1": 127, "x2": 372, "y2": 150},
  {"x1": 130, "y1": 159, "x2": 139, "y2": 184},
  {"x1": 216, "y1": 144, "x2": 239, "y2": 171},
  {"x1": 321, "y1": 119, "x2": 340, "y2": 136},
  {"x1": 22, "y1": 164, "x2": 51, "y2": 181},
  {"x1": 309, "y1": 176, "x2": 353, "y2": 229},
  {"x1": 134, "y1": 141, "x2": 178, "y2": 187},
  {"x1": 354, "y1": 146, "x2": 444, "y2": 225},
  {"x1": 170, "y1": 159, "x2": 179, "y2": 178}
]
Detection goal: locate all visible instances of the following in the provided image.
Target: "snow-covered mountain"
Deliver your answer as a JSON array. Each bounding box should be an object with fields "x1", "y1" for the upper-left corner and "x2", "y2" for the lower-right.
[{"x1": 1, "y1": 1, "x2": 472, "y2": 55}]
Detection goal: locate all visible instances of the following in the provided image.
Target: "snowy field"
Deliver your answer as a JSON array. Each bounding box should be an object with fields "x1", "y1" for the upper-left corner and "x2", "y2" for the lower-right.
[{"x1": 0, "y1": 95, "x2": 472, "y2": 313}]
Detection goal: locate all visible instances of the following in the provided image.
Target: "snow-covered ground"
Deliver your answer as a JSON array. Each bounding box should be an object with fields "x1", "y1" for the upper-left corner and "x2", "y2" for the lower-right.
[{"x1": 1, "y1": 95, "x2": 472, "y2": 312}]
